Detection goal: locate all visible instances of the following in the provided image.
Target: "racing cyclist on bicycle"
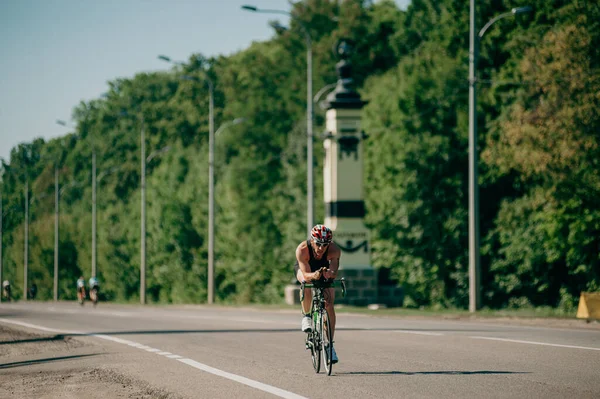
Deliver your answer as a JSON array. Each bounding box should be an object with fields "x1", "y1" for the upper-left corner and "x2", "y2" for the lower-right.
[
  {"x1": 294, "y1": 224, "x2": 341, "y2": 363},
  {"x1": 89, "y1": 276, "x2": 99, "y2": 301},
  {"x1": 76, "y1": 276, "x2": 86, "y2": 303},
  {"x1": 89, "y1": 276, "x2": 99, "y2": 292}
]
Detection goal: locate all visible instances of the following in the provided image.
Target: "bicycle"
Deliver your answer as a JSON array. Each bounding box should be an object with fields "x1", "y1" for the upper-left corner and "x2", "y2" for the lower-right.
[
  {"x1": 300, "y1": 277, "x2": 346, "y2": 376},
  {"x1": 90, "y1": 286, "x2": 99, "y2": 307},
  {"x1": 77, "y1": 287, "x2": 86, "y2": 306}
]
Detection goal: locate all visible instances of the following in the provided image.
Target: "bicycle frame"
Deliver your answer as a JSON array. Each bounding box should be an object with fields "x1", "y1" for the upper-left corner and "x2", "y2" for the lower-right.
[{"x1": 300, "y1": 278, "x2": 346, "y2": 375}]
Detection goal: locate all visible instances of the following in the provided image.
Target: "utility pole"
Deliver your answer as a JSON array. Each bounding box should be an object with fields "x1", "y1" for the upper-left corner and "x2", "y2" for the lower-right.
[
  {"x1": 0, "y1": 190, "x2": 3, "y2": 303},
  {"x1": 208, "y1": 81, "x2": 215, "y2": 305},
  {"x1": 24, "y1": 179, "x2": 28, "y2": 301},
  {"x1": 468, "y1": 3, "x2": 532, "y2": 312},
  {"x1": 54, "y1": 165, "x2": 59, "y2": 301},
  {"x1": 140, "y1": 121, "x2": 146, "y2": 305},
  {"x1": 92, "y1": 150, "x2": 97, "y2": 278},
  {"x1": 241, "y1": 5, "x2": 314, "y2": 236}
]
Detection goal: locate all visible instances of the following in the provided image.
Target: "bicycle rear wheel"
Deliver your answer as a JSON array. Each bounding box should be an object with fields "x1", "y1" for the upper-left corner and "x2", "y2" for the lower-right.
[
  {"x1": 91, "y1": 288, "x2": 98, "y2": 306},
  {"x1": 322, "y1": 309, "x2": 334, "y2": 375}
]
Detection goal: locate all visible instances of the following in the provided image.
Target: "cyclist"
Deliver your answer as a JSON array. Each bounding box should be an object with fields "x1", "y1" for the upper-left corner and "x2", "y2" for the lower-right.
[
  {"x1": 76, "y1": 276, "x2": 86, "y2": 303},
  {"x1": 29, "y1": 283, "x2": 37, "y2": 300},
  {"x1": 89, "y1": 276, "x2": 99, "y2": 292},
  {"x1": 294, "y1": 224, "x2": 341, "y2": 363},
  {"x1": 2, "y1": 280, "x2": 11, "y2": 301},
  {"x1": 88, "y1": 276, "x2": 99, "y2": 302}
]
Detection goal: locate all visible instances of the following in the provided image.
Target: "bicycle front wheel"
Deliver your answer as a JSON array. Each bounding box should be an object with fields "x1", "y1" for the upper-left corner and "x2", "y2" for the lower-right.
[
  {"x1": 311, "y1": 314, "x2": 321, "y2": 373},
  {"x1": 322, "y1": 309, "x2": 334, "y2": 375}
]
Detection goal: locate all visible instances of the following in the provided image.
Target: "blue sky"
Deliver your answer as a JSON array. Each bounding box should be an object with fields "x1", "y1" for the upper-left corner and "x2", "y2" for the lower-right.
[{"x1": 0, "y1": 0, "x2": 409, "y2": 162}]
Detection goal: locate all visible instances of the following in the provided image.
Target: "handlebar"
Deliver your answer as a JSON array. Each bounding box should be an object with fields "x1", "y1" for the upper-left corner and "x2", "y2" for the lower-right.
[{"x1": 299, "y1": 277, "x2": 346, "y2": 302}]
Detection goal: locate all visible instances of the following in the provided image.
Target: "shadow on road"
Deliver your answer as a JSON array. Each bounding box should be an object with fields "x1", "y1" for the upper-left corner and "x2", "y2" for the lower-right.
[
  {"x1": 337, "y1": 370, "x2": 531, "y2": 376},
  {"x1": 0, "y1": 327, "x2": 507, "y2": 345},
  {"x1": 0, "y1": 335, "x2": 71, "y2": 346},
  {"x1": 0, "y1": 353, "x2": 102, "y2": 369}
]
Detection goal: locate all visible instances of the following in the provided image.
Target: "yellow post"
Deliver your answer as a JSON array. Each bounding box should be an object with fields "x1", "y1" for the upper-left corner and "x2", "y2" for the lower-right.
[{"x1": 576, "y1": 292, "x2": 600, "y2": 320}]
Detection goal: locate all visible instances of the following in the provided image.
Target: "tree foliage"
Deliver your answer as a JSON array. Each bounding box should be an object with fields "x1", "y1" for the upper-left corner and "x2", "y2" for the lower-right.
[{"x1": 0, "y1": 0, "x2": 598, "y2": 309}]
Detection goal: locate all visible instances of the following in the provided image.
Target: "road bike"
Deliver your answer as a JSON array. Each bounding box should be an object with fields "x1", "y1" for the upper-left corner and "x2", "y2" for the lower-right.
[
  {"x1": 2, "y1": 285, "x2": 11, "y2": 302},
  {"x1": 300, "y1": 277, "x2": 346, "y2": 376},
  {"x1": 77, "y1": 288, "x2": 86, "y2": 306},
  {"x1": 90, "y1": 286, "x2": 99, "y2": 307}
]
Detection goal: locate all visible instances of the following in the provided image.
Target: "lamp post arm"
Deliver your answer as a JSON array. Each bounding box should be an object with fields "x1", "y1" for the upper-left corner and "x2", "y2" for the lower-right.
[
  {"x1": 245, "y1": 7, "x2": 311, "y2": 44},
  {"x1": 215, "y1": 122, "x2": 234, "y2": 137},
  {"x1": 314, "y1": 83, "x2": 336, "y2": 104},
  {"x1": 478, "y1": 11, "x2": 514, "y2": 38},
  {"x1": 146, "y1": 146, "x2": 171, "y2": 164},
  {"x1": 249, "y1": 8, "x2": 291, "y2": 18},
  {"x1": 242, "y1": 3, "x2": 315, "y2": 235}
]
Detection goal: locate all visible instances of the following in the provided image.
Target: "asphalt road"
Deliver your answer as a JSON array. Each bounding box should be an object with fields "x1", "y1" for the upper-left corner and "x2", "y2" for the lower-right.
[{"x1": 1, "y1": 302, "x2": 599, "y2": 398}]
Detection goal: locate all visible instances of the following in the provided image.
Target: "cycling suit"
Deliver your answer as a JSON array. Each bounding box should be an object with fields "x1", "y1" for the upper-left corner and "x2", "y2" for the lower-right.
[
  {"x1": 77, "y1": 279, "x2": 85, "y2": 293},
  {"x1": 294, "y1": 239, "x2": 330, "y2": 281}
]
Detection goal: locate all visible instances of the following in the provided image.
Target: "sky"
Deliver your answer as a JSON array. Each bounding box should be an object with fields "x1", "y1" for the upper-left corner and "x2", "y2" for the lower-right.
[{"x1": 0, "y1": 0, "x2": 409, "y2": 163}]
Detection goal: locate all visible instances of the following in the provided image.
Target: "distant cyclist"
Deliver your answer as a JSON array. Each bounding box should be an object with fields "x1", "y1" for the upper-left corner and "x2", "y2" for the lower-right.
[
  {"x1": 29, "y1": 283, "x2": 37, "y2": 300},
  {"x1": 76, "y1": 276, "x2": 86, "y2": 304},
  {"x1": 294, "y1": 224, "x2": 341, "y2": 364},
  {"x1": 2, "y1": 280, "x2": 11, "y2": 302},
  {"x1": 88, "y1": 276, "x2": 99, "y2": 305},
  {"x1": 89, "y1": 276, "x2": 99, "y2": 292}
]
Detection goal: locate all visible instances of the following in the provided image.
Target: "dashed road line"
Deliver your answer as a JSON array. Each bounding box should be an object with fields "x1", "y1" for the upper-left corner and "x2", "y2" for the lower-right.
[
  {"x1": 0, "y1": 318, "x2": 307, "y2": 399},
  {"x1": 391, "y1": 330, "x2": 444, "y2": 336},
  {"x1": 470, "y1": 336, "x2": 600, "y2": 351}
]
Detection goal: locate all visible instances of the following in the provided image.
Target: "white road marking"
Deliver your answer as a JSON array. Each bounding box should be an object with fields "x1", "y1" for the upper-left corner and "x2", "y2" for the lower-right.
[
  {"x1": 41, "y1": 304, "x2": 300, "y2": 326},
  {"x1": 471, "y1": 336, "x2": 600, "y2": 351},
  {"x1": 392, "y1": 330, "x2": 444, "y2": 336},
  {"x1": 178, "y1": 358, "x2": 307, "y2": 399},
  {"x1": 0, "y1": 318, "x2": 308, "y2": 399},
  {"x1": 157, "y1": 351, "x2": 172, "y2": 356}
]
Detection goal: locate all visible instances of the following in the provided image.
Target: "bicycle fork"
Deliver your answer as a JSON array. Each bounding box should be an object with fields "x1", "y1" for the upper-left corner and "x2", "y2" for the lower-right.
[{"x1": 305, "y1": 311, "x2": 322, "y2": 351}]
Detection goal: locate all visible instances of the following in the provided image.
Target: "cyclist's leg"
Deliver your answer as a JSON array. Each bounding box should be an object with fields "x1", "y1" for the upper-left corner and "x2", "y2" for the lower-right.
[
  {"x1": 324, "y1": 287, "x2": 336, "y2": 338},
  {"x1": 296, "y1": 268, "x2": 312, "y2": 314}
]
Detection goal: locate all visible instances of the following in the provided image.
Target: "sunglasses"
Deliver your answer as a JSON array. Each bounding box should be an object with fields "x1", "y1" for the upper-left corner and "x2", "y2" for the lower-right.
[{"x1": 314, "y1": 242, "x2": 330, "y2": 249}]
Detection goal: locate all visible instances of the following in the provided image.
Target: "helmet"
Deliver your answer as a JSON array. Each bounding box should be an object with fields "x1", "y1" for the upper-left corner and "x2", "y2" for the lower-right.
[{"x1": 311, "y1": 224, "x2": 333, "y2": 245}]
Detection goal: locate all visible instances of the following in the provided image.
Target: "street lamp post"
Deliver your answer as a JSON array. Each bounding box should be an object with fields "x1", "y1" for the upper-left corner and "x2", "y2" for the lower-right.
[
  {"x1": 141, "y1": 143, "x2": 170, "y2": 305},
  {"x1": 92, "y1": 150, "x2": 96, "y2": 279},
  {"x1": 116, "y1": 106, "x2": 169, "y2": 304},
  {"x1": 207, "y1": 81, "x2": 215, "y2": 305},
  {"x1": 1, "y1": 159, "x2": 35, "y2": 301},
  {"x1": 0, "y1": 190, "x2": 2, "y2": 303},
  {"x1": 468, "y1": 3, "x2": 532, "y2": 312},
  {"x1": 57, "y1": 118, "x2": 97, "y2": 275},
  {"x1": 23, "y1": 178, "x2": 28, "y2": 301},
  {"x1": 54, "y1": 164, "x2": 59, "y2": 301},
  {"x1": 212, "y1": 117, "x2": 246, "y2": 302},
  {"x1": 242, "y1": 5, "x2": 314, "y2": 237},
  {"x1": 158, "y1": 55, "x2": 217, "y2": 304},
  {"x1": 1, "y1": 198, "x2": 24, "y2": 302},
  {"x1": 140, "y1": 120, "x2": 146, "y2": 304}
]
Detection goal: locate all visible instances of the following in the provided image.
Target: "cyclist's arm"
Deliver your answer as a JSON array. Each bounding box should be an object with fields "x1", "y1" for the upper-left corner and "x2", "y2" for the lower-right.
[
  {"x1": 324, "y1": 244, "x2": 341, "y2": 279},
  {"x1": 296, "y1": 245, "x2": 324, "y2": 282}
]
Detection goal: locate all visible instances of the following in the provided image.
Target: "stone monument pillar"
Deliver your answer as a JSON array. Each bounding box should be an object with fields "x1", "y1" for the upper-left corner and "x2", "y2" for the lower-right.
[
  {"x1": 284, "y1": 40, "x2": 403, "y2": 308},
  {"x1": 320, "y1": 40, "x2": 376, "y2": 306}
]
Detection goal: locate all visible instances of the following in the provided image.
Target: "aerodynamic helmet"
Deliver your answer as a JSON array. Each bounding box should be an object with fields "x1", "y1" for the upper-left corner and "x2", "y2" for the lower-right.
[{"x1": 311, "y1": 224, "x2": 333, "y2": 245}]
